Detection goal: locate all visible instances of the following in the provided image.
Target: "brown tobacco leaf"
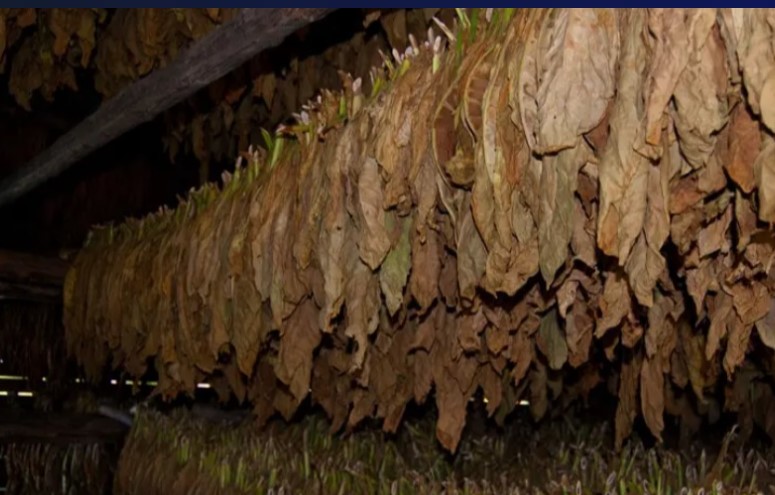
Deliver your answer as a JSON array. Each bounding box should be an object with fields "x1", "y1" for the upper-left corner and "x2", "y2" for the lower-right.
[
  {"x1": 509, "y1": 331, "x2": 534, "y2": 386},
  {"x1": 485, "y1": 324, "x2": 509, "y2": 356},
  {"x1": 642, "y1": 9, "x2": 717, "y2": 146},
  {"x1": 435, "y1": 370, "x2": 467, "y2": 452},
  {"x1": 670, "y1": 22, "x2": 729, "y2": 169},
  {"x1": 457, "y1": 309, "x2": 487, "y2": 353},
  {"x1": 357, "y1": 157, "x2": 392, "y2": 270},
  {"x1": 457, "y1": 207, "x2": 487, "y2": 303},
  {"x1": 731, "y1": 282, "x2": 770, "y2": 326},
  {"x1": 275, "y1": 300, "x2": 322, "y2": 405},
  {"x1": 754, "y1": 136, "x2": 775, "y2": 222},
  {"x1": 409, "y1": 228, "x2": 441, "y2": 313},
  {"x1": 733, "y1": 9, "x2": 775, "y2": 125},
  {"x1": 318, "y1": 133, "x2": 354, "y2": 331},
  {"x1": 626, "y1": 138, "x2": 672, "y2": 307},
  {"x1": 556, "y1": 277, "x2": 579, "y2": 319},
  {"x1": 345, "y1": 259, "x2": 380, "y2": 370},
  {"x1": 668, "y1": 173, "x2": 705, "y2": 217},
  {"x1": 723, "y1": 315, "x2": 752, "y2": 377},
  {"x1": 615, "y1": 350, "x2": 643, "y2": 451},
  {"x1": 380, "y1": 215, "x2": 412, "y2": 316},
  {"x1": 536, "y1": 308, "x2": 567, "y2": 370},
  {"x1": 538, "y1": 144, "x2": 588, "y2": 284},
  {"x1": 698, "y1": 205, "x2": 732, "y2": 258},
  {"x1": 521, "y1": 9, "x2": 619, "y2": 154},
  {"x1": 726, "y1": 104, "x2": 761, "y2": 193},
  {"x1": 706, "y1": 292, "x2": 732, "y2": 360},
  {"x1": 597, "y1": 10, "x2": 651, "y2": 263},
  {"x1": 529, "y1": 362, "x2": 549, "y2": 421},
  {"x1": 596, "y1": 269, "x2": 631, "y2": 338},
  {"x1": 411, "y1": 305, "x2": 442, "y2": 352},
  {"x1": 755, "y1": 298, "x2": 775, "y2": 351},
  {"x1": 735, "y1": 191, "x2": 758, "y2": 251},
  {"x1": 567, "y1": 304, "x2": 594, "y2": 368},
  {"x1": 762, "y1": 72, "x2": 775, "y2": 133},
  {"x1": 640, "y1": 355, "x2": 665, "y2": 442}
]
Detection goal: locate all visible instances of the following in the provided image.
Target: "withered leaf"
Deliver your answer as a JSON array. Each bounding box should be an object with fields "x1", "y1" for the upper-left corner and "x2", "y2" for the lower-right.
[
  {"x1": 524, "y1": 9, "x2": 619, "y2": 154},
  {"x1": 357, "y1": 157, "x2": 392, "y2": 269},
  {"x1": 380, "y1": 215, "x2": 412, "y2": 316},
  {"x1": 640, "y1": 355, "x2": 665, "y2": 442},
  {"x1": 615, "y1": 350, "x2": 642, "y2": 450},
  {"x1": 536, "y1": 308, "x2": 567, "y2": 370},
  {"x1": 345, "y1": 259, "x2": 380, "y2": 370},
  {"x1": 643, "y1": 8, "x2": 716, "y2": 145},
  {"x1": 538, "y1": 145, "x2": 586, "y2": 284},
  {"x1": 596, "y1": 269, "x2": 630, "y2": 338},
  {"x1": 529, "y1": 362, "x2": 549, "y2": 421},
  {"x1": 597, "y1": 9, "x2": 650, "y2": 263},
  {"x1": 726, "y1": 104, "x2": 760, "y2": 193},
  {"x1": 755, "y1": 297, "x2": 775, "y2": 351},
  {"x1": 754, "y1": 136, "x2": 775, "y2": 222},
  {"x1": 723, "y1": 315, "x2": 752, "y2": 377},
  {"x1": 435, "y1": 370, "x2": 467, "y2": 452},
  {"x1": 276, "y1": 300, "x2": 322, "y2": 404},
  {"x1": 457, "y1": 208, "x2": 487, "y2": 303},
  {"x1": 698, "y1": 205, "x2": 732, "y2": 258}
]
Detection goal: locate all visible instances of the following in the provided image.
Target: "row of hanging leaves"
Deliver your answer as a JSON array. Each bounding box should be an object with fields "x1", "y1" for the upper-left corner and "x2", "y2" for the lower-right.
[{"x1": 66, "y1": 8, "x2": 775, "y2": 452}]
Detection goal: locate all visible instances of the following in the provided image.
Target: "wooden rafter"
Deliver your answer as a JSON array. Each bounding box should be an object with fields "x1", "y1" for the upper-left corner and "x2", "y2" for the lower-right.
[
  {"x1": 0, "y1": 249, "x2": 68, "y2": 302},
  {"x1": 0, "y1": 8, "x2": 336, "y2": 207}
]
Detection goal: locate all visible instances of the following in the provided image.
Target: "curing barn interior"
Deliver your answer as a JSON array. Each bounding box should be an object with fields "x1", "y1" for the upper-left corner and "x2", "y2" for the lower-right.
[{"x1": 0, "y1": 7, "x2": 775, "y2": 495}]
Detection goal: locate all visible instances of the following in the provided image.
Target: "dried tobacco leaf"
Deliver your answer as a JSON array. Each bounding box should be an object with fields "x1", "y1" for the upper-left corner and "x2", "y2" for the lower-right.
[{"x1": 536, "y1": 308, "x2": 567, "y2": 370}]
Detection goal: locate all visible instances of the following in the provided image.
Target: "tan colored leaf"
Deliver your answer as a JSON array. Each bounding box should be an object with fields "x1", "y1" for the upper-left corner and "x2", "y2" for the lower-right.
[
  {"x1": 529, "y1": 361, "x2": 549, "y2": 421},
  {"x1": 640, "y1": 355, "x2": 665, "y2": 442},
  {"x1": 345, "y1": 259, "x2": 380, "y2": 370},
  {"x1": 596, "y1": 269, "x2": 630, "y2": 338},
  {"x1": 457, "y1": 208, "x2": 487, "y2": 303},
  {"x1": 755, "y1": 297, "x2": 775, "y2": 350},
  {"x1": 723, "y1": 315, "x2": 752, "y2": 377},
  {"x1": 435, "y1": 371, "x2": 467, "y2": 452},
  {"x1": 733, "y1": 9, "x2": 775, "y2": 121},
  {"x1": 538, "y1": 145, "x2": 586, "y2": 284},
  {"x1": 643, "y1": 8, "x2": 716, "y2": 145},
  {"x1": 615, "y1": 350, "x2": 642, "y2": 450},
  {"x1": 597, "y1": 10, "x2": 651, "y2": 262},
  {"x1": 726, "y1": 104, "x2": 761, "y2": 193},
  {"x1": 670, "y1": 22, "x2": 729, "y2": 169},
  {"x1": 536, "y1": 308, "x2": 567, "y2": 370},
  {"x1": 357, "y1": 157, "x2": 392, "y2": 269},
  {"x1": 761, "y1": 70, "x2": 775, "y2": 133},
  {"x1": 754, "y1": 135, "x2": 775, "y2": 222},
  {"x1": 379, "y1": 215, "x2": 412, "y2": 317},
  {"x1": 276, "y1": 299, "x2": 322, "y2": 405},
  {"x1": 698, "y1": 205, "x2": 732, "y2": 258},
  {"x1": 524, "y1": 9, "x2": 619, "y2": 154}
]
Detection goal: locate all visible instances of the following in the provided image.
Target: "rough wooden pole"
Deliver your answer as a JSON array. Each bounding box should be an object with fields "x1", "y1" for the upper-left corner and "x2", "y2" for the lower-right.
[
  {"x1": 0, "y1": 249, "x2": 68, "y2": 302},
  {"x1": 0, "y1": 249, "x2": 68, "y2": 286},
  {"x1": 0, "y1": 8, "x2": 336, "y2": 207}
]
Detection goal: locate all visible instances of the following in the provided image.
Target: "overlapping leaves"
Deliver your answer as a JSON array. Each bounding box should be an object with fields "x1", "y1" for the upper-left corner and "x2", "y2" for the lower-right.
[{"x1": 66, "y1": 8, "x2": 775, "y2": 452}]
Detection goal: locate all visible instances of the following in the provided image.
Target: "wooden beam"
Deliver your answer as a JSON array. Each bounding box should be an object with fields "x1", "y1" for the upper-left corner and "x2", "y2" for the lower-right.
[
  {"x1": 0, "y1": 8, "x2": 336, "y2": 207},
  {"x1": 0, "y1": 249, "x2": 67, "y2": 302},
  {"x1": 0, "y1": 281, "x2": 61, "y2": 303},
  {"x1": 0, "y1": 249, "x2": 68, "y2": 286}
]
